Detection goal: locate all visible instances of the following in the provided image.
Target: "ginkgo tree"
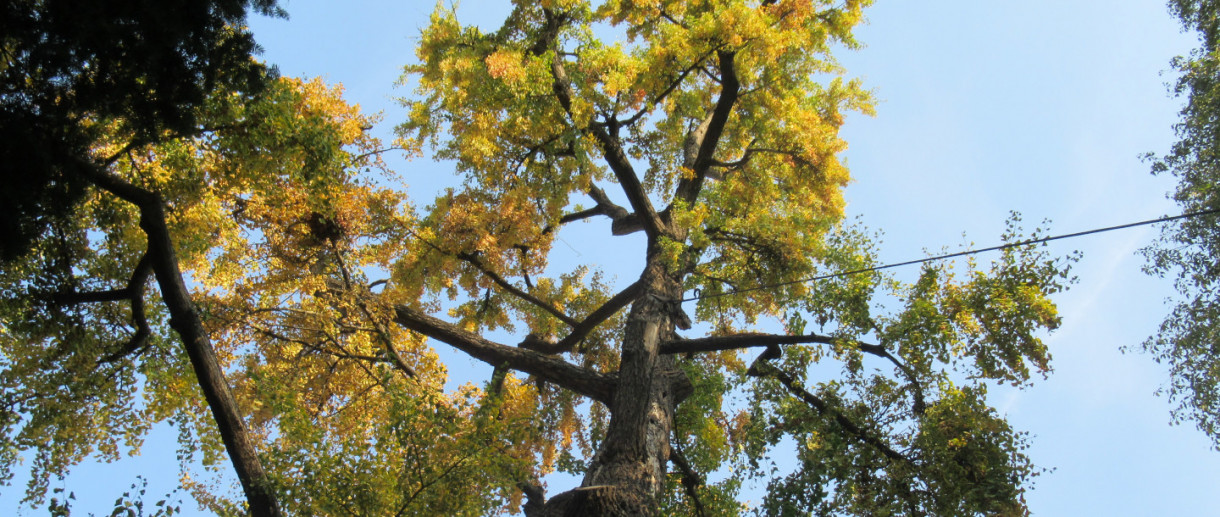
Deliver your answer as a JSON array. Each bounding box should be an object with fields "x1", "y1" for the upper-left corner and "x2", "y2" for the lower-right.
[
  {"x1": 0, "y1": 0, "x2": 1078, "y2": 515},
  {"x1": 387, "y1": 1, "x2": 1072, "y2": 514}
]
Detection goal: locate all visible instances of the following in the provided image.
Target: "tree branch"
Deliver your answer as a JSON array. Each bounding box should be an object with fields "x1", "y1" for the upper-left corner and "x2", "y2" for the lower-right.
[
  {"x1": 98, "y1": 252, "x2": 154, "y2": 364},
  {"x1": 669, "y1": 444, "x2": 708, "y2": 517},
  {"x1": 392, "y1": 304, "x2": 614, "y2": 404},
  {"x1": 555, "y1": 206, "x2": 605, "y2": 227},
  {"x1": 536, "y1": 7, "x2": 665, "y2": 240},
  {"x1": 525, "y1": 280, "x2": 645, "y2": 355},
  {"x1": 619, "y1": 53, "x2": 711, "y2": 127},
  {"x1": 660, "y1": 332, "x2": 834, "y2": 355},
  {"x1": 747, "y1": 353, "x2": 914, "y2": 466},
  {"x1": 456, "y1": 251, "x2": 580, "y2": 328},
  {"x1": 661, "y1": 332, "x2": 926, "y2": 415},
  {"x1": 332, "y1": 248, "x2": 418, "y2": 378},
  {"x1": 586, "y1": 122, "x2": 666, "y2": 239},
  {"x1": 75, "y1": 157, "x2": 282, "y2": 517},
  {"x1": 586, "y1": 185, "x2": 644, "y2": 236},
  {"x1": 674, "y1": 50, "x2": 740, "y2": 206},
  {"x1": 407, "y1": 225, "x2": 580, "y2": 331}
]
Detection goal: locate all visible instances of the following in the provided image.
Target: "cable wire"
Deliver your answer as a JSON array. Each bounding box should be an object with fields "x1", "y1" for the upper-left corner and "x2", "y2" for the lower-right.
[{"x1": 682, "y1": 208, "x2": 1220, "y2": 303}]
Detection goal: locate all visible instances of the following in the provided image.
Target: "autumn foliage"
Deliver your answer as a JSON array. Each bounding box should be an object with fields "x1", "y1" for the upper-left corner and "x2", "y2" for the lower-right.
[{"x1": 0, "y1": 1, "x2": 1076, "y2": 515}]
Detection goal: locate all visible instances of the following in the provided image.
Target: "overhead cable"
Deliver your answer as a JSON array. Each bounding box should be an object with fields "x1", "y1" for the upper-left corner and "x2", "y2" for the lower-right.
[{"x1": 682, "y1": 208, "x2": 1220, "y2": 303}]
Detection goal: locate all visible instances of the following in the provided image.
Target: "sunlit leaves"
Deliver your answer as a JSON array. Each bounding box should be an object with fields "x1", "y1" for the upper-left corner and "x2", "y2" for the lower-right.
[
  {"x1": 397, "y1": 1, "x2": 1074, "y2": 515},
  {"x1": 0, "y1": 0, "x2": 1084, "y2": 514}
]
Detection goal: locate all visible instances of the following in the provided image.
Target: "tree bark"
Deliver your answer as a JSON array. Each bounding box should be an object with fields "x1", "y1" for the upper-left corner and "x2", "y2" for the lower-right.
[{"x1": 540, "y1": 252, "x2": 690, "y2": 516}]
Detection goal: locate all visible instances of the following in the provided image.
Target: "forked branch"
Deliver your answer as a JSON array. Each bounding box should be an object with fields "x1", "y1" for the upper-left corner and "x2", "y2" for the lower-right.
[{"x1": 538, "y1": 7, "x2": 666, "y2": 240}]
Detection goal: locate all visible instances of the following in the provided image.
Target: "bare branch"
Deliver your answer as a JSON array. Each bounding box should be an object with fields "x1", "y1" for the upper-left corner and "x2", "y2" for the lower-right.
[
  {"x1": 660, "y1": 332, "x2": 835, "y2": 355},
  {"x1": 248, "y1": 325, "x2": 388, "y2": 364},
  {"x1": 555, "y1": 206, "x2": 605, "y2": 227},
  {"x1": 619, "y1": 54, "x2": 711, "y2": 127}
]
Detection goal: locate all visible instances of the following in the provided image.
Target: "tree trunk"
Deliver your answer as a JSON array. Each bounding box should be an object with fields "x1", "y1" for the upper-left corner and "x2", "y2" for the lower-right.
[{"x1": 540, "y1": 252, "x2": 689, "y2": 516}]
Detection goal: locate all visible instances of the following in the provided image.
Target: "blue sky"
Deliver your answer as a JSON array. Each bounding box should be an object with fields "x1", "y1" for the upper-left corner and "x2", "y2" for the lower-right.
[{"x1": 5, "y1": 1, "x2": 1220, "y2": 515}]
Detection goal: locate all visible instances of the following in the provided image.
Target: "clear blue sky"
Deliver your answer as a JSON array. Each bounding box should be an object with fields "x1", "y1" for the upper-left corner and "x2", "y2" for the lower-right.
[{"x1": 5, "y1": 1, "x2": 1220, "y2": 515}]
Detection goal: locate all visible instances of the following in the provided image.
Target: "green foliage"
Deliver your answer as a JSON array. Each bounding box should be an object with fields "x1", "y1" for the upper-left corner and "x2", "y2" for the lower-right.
[
  {"x1": 45, "y1": 477, "x2": 183, "y2": 517},
  {"x1": 1142, "y1": 0, "x2": 1220, "y2": 446}
]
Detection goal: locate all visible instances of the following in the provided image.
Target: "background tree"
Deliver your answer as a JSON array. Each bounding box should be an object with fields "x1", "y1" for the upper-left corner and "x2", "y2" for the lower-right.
[
  {"x1": 1143, "y1": 0, "x2": 1220, "y2": 447},
  {"x1": 0, "y1": 1, "x2": 288, "y2": 514}
]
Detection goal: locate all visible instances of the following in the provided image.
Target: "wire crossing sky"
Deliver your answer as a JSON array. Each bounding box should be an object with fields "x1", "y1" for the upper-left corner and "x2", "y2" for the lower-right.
[{"x1": 683, "y1": 208, "x2": 1220, "y2": 302}]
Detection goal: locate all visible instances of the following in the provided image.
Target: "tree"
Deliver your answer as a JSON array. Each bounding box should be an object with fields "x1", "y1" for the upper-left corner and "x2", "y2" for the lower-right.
[
  {"x1": 1143, "y1": 0, "x2": 1220, "y2": 447},
  {"x1": 1, "y1": 1, "x2": 1077, "y2": 515},
  {"x1": 0, "y1": 1, "x2": 287, "y2": 515}
]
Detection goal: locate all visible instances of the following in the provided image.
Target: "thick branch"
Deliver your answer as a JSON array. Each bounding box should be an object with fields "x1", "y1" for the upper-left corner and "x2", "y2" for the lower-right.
[
  {"x1": 54, "y1": 288, "x2": 133, "y2": 304},
  {"x1": 674, "y1": 50, "x2": 740, "y2": 206},
  {"x1": 586, "y1": 123, "x2": 665, "y2": 239},
  {"x1": 393, "y1": 304, "x2": 614, "y2": 404},
  {"x1": 520, "y1": 479, "x2": 548, "y2": 517},
  {"x1": 77, "y1": 159, "x2": 282, "y2": 517},
  {"x1": 586, "y1": 186, "x2": 643, "y2": 236},
  {"x1": 527, "y1": 280, "x2": 645, "y2": 355}
]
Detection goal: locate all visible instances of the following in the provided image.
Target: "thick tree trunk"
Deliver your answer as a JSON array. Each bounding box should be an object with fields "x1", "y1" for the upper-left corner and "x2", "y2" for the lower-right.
[{"x1": 540, "y1": 255, "x2": 689, "y2": 516}]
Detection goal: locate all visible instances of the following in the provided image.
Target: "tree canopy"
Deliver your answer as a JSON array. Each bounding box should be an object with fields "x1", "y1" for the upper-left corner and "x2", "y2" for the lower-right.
[
  {"x1": 1143, "y1": 0, "x2": 1220, "y2": 448},
  {"x1": 1, "y1": 1, "x2": 1080, "y2": 515}
]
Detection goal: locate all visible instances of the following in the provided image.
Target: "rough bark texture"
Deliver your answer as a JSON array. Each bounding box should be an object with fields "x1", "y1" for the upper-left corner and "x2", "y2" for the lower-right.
[{"x1": 539, "y1": 252, "x2": 689, "y2": 516}]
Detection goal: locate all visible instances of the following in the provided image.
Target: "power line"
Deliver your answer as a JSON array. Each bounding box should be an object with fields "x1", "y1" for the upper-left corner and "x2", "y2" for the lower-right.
[{"x1": 682, "y1": 208, "x2": 1220, "y2": 303}]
